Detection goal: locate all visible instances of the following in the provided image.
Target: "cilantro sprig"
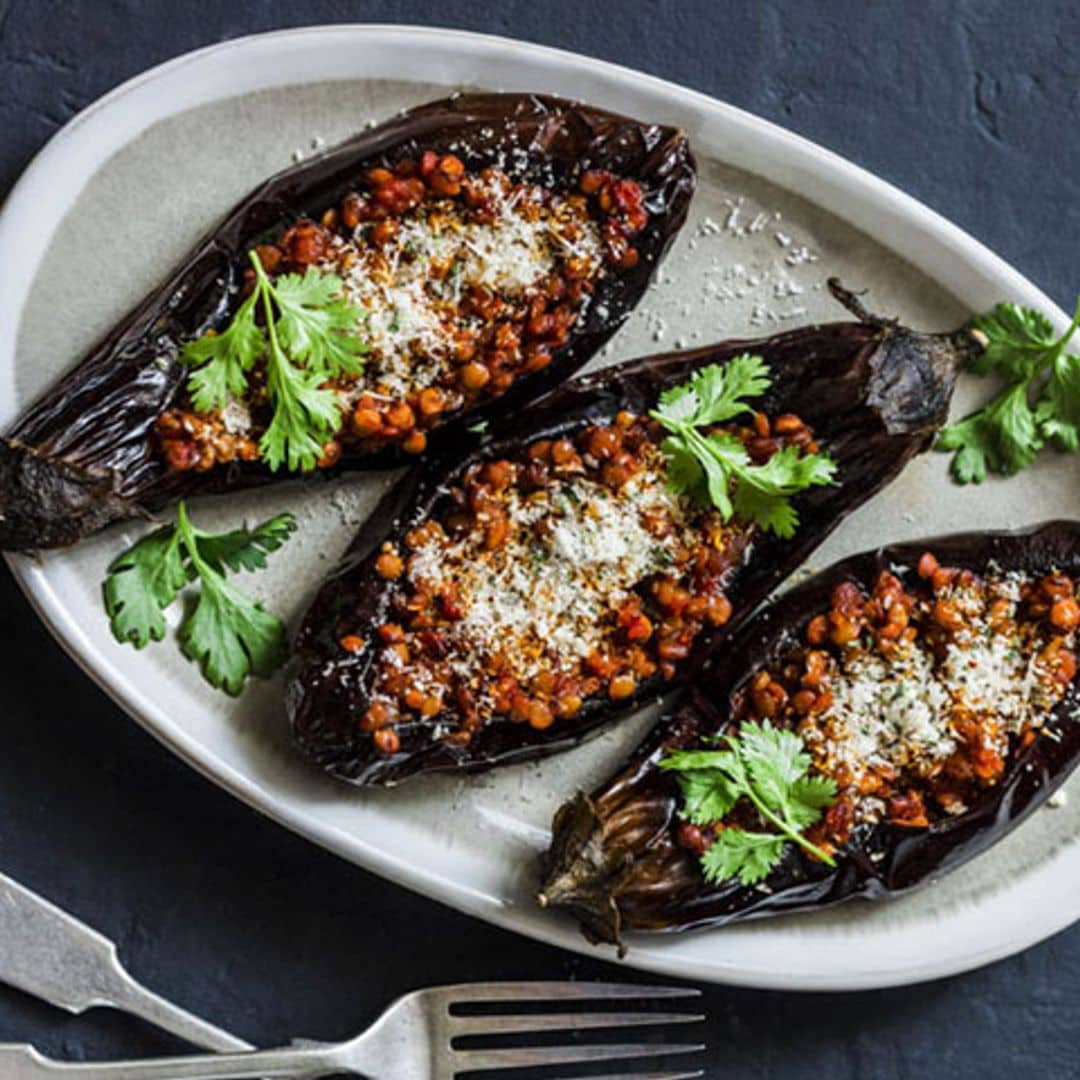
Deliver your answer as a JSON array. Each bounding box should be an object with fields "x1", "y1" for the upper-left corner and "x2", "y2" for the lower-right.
[
  {"x1": 179, "y1": 252, "x2": 367, "y2": 472},
  {"x1": 937, "y1": 298, "x2": 1080, "y2": 482},
  {"x1": 104, "y1": 502, "x2": 296, "y2": 695},
  {"x1": 660, "y1": 720, "x2": 838, "y2": 887},
  {"x1": 649, "y1": 355, "x2": 837, "y2": 538}
]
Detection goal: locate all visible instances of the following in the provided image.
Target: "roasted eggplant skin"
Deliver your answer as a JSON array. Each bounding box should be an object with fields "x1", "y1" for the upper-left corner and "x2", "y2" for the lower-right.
[
  {"x1": 0, "y1": 93, "x2": 696, "y2": 552},
  {"x1": 288, "y1": 282, "x2": 982, "y2": 787},
  {"x1": 539, "y1": 521, "x2": 1080, "y2": 950}
]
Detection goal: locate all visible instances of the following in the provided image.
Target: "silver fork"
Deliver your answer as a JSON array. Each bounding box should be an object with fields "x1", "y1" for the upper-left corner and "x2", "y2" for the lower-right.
[{"x1": 0, "y1": 982, "x2": 705, "y2": 1078}]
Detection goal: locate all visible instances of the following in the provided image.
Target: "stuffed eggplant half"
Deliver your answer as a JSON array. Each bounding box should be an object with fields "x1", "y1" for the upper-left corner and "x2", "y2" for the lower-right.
[
  {"x1": 288, "y1": 283, "x2": 982, "y2": 786},
  {"x1": 0, "y1": 93, "x2": 695, "y2": 551},
  {"x1": 539, "y1": 521, "x2": 1080, "y2": 950}
]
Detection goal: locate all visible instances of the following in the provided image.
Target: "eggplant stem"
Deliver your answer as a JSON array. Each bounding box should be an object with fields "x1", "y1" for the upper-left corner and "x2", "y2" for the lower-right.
[{"x1": 827, "y1": 277, "x2": 892, "y2": 327}]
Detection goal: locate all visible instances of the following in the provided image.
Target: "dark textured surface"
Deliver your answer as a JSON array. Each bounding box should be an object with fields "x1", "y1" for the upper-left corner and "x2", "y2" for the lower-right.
[{"x1": 1, "y1": 1, "x2": 1079, "y2": 1076}]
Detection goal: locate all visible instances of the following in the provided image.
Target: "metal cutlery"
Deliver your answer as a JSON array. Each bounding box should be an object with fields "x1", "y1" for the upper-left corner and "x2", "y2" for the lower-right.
[
  {"x1": 0, "y1": 871, "x2": 704, "y2": 1078},
  {"x1": 0, "y1": 981, "x2": 704, "y2": 1078},
  {"x1": 0, "y1": 870, "x2": 250, "y2": 1053}
]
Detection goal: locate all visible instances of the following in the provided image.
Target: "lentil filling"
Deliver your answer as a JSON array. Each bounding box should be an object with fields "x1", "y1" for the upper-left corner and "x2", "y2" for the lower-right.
[
  {"x1": 676, "y1": 556, "x2": 1080, "y2": 862},
  {"x1": 155, "y1": 153, "x2": 650, "y2": 473},
  {"x1": 345, "y1": 407, "x2": 822, "y2": 756}
]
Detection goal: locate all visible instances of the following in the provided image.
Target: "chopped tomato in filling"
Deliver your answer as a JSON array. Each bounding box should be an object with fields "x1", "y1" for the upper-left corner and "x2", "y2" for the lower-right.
[
  {"x1": 678, "y1": 557, "x2": 1079, "y2": 860},
  {"x1": 344, "y1": 409, "x2": 821, "y2": 753},
  {"x1": 156, "y1": 154, "x2": 649, "y2": 473}
]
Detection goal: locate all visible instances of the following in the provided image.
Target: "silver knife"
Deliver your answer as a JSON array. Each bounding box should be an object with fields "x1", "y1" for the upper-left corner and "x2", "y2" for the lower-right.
[{"x1": 0, "y1": 870, "x2": 251, "y2": 1052}]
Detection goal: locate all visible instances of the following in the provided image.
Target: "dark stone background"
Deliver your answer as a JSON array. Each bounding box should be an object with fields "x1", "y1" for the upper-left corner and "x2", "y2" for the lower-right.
[{"x1": 2, "y1": 1, "x2": 1079, "y2": 1076}]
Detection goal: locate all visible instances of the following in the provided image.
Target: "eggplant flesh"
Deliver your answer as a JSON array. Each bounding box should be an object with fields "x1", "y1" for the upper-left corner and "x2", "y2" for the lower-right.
[
  {"x1": 288, "y1": 282, "x2": 982, "y2": 787},
  {"x1": 0, "y1": 93, "x2": 695, "y2": 551},
  {"x1": 539, "y1": 521, "x2": 1080, "y2": 951}
]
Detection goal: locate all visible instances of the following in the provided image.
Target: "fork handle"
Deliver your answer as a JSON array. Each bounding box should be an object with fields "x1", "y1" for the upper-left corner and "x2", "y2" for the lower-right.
[{"x1": 0, "y1": 1043, "x2": 350, "y2": 1079}]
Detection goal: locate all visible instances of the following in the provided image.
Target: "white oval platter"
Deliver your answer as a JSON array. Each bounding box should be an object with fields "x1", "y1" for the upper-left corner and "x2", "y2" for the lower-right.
[{"x1": 3, "y1": 25, "x2": 1079, "y2": 990}]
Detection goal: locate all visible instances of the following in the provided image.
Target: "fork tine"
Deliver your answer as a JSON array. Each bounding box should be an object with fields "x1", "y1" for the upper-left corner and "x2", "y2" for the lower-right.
[
  {"x1": 452, "y1": 1010, "x2": 704, "y2": 1036},
  {"x1": 444, "y1": 980, "x2": 701, "y2": 1002},
  {"x1": 453, "y1": 1040, "x2": 704, "y2": 1073}
]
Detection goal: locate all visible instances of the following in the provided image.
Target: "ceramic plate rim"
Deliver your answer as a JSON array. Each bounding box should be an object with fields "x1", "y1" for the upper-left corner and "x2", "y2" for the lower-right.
[{"x1": 1, "y1": 24, "x2": 1074, "y2": 990}]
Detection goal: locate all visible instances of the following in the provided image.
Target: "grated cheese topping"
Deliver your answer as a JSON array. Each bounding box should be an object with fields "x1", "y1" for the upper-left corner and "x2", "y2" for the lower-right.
[
  {"x1": 807, "y1": 572, "x2": 1068, "y2": 822},
  {"x1": 322, "y1": 176, "x2": 602, "y2": 399},
  {"x1": 825, "y1": 645, "x2": 956, "y2": 775},
  {"x1": 405, "y1": 462, "x2": 698, "y2": 692}
]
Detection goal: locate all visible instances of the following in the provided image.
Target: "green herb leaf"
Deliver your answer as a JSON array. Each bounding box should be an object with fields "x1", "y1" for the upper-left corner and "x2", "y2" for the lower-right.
[
  {"x1": 661, "y1": 720, "x2": 838, "y2": 886},
  {"x1": 1036, "y1": 351, "x2": 1080, "y2": 452},
  {"x1": 651, "y1": 360, "x2": 836, "y2": 537},
  {"x1": 676, "y1": 771, "x2": 739, "y2": 825},
  {"x1": 193, "y1": 512, "x2": 299, "y2": 574},
  {"x1": 937, "y1": 380, "x2": 1044, "y2": 483},
  {"x1": 731, "y1": 444, "x2": 837, "y2": 538},
  {"x1": 178, "y1": 252, "x2": 366, "y2": 473},
  {"x1": 701, "y1": 829, "x2": 786, "y2": 886},
  {"x1": 730, "y1": 485, "x2": 799, "y2": 540},
  {"x1": 173, "y1": 502, "x2": 290, "y2": 695},
  {"x1": 102, "y1": 502, "x2": 294, "y2": 694},
  {"x1": 661, "y1": 749, "x2": 743, "y2": 824},
  {"x1": 786, "y1": 775, "x2": 842, "y2": 829},
  {"x1": 259, "y1": 356, "x2": 343, "y2": 472},
  {"x1": 738, "y1": 443, "x2": 838, "y2": 495},
  {"x1": 246, "y1": 254, "x2": 347, "y2": 472},
  {"x1": 739, "y1": 719, "x2": 812, "y2": 807},
  {"x1": 661, "y1": 747, "x2": 742, "y2": 773},
  {"x1": 103, "y1": 526, "x2": 188, "y2": 647},
  {"x1": 970, "y1": 301, "x2": 1057, "y2": 380},
  {"x1": 659, "y1": 434, "x2": 723, "y2": 513},
  {"x1": 179, "y1": 291, "x2": 264, "y2": 413},
  {"x1": 937, "y1": 297, "x2": 1080, "y2": 483},
  {"x1": 655, "y1": 354, "x2": 771, "y2": 427},
  {"x1": 272, "y1": 268, "x2": 368, "y2": 379},
  {"x1": 178, "y1": 569, "x2": 288, "y2": 696}
]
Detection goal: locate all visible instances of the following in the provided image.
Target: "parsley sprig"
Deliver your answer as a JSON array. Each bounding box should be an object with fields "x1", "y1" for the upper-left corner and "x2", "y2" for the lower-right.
[
  {"x1": 660, "y1": 720, "x2": 838, "y2": 886},
  {"x1": 937, "y1": 298, "x2": 1080, "y2": 482},
  {"x1": 104, "y1": 502, "x2": 296, "y2": 695},
  {"x1": 180, "y1": 252, "x2": 367, "y2": 472},
  {"x1": 649, "y1": 355, "x2": 837, "y2": 538}
]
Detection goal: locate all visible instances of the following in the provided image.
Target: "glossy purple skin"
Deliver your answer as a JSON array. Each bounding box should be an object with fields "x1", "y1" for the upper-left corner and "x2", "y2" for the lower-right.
[
  {"x1": 539, "y1": 521, "x2": 1080, "y2": 951},
  {"x1": 0, "y1": 92, "x2": 696, "y2": 550},
  {"x1": 288, "y1": 283, "x2": 980, "y2": 788}
]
